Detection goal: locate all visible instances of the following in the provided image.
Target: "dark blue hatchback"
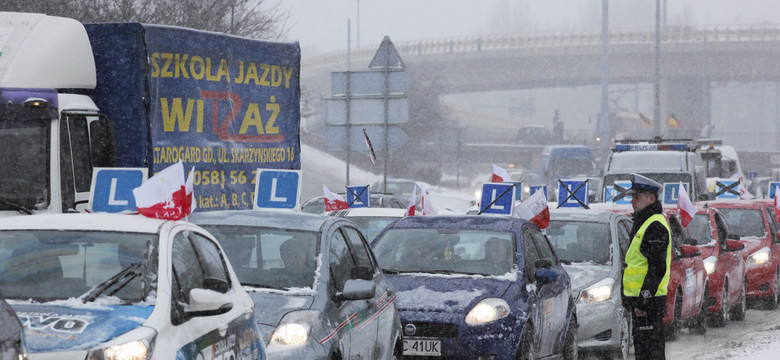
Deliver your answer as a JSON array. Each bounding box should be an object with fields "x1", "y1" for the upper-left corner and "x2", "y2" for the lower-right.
[{"x1": 371, "y1": 215, "x2": 578, "y2": 360}]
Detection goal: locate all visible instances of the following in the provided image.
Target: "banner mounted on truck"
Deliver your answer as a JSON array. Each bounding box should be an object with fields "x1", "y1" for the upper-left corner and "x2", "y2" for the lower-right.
[{"x1": 86, "y1": 23, "x2": 301, "y2": 211}]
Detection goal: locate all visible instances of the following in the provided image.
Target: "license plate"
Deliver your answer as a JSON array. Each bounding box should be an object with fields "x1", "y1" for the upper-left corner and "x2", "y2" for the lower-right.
[{"x1": 403, "y1": 338, "x2": 441, "y2": 356}]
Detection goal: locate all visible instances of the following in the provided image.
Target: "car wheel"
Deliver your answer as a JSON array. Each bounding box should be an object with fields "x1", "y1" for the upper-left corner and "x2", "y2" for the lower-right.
[
  {"x1": 689, "y1": 285, "x2": 708, "y2": 335},
  {"x1": 561, "y1": 317, "x2": 578, "y2": 360},
  {"x1": 612, "y1": 310, "x2": 631, "y2": 360},
  {"x1": 517, "y1": 324, "x2": 537, "y2": 360},
  {"x1": 730, "y1": 279, "x2": 747, "y2": 321},
  {"x1": 665, "y1": 292, "x2": 682, "y2": 341},
  {"x1": 765, "y1": 270, "x2": 779, "y2": 310},
  {"x1": 707, "y1": 282, "x2": 728, "y2": 328}
]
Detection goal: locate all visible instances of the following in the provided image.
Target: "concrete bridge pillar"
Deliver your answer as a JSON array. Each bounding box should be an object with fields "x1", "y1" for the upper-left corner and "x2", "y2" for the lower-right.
[{"x1": 661, "y1": 76, "x2": 711, "y2": 139}]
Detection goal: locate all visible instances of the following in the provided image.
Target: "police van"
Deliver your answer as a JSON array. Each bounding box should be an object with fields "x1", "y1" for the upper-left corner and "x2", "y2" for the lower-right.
[{"x1": 600, "y1": 139, "x2": 713, "y2": 203}]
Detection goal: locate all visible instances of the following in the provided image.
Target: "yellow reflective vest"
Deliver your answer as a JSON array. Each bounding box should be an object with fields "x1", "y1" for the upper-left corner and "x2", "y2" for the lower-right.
[{"x1": 623, "y1": 214, "x2": 672, "y2": 297}]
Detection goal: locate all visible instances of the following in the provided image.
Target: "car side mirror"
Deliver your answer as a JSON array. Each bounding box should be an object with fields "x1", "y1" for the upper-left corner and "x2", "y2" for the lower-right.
[
  {"x1": 334, "y1": 279, "x2": 375, "y2": 301},
  {"x1": 775, "y1": 231, "x2": 780, "y2": 244},
  {"x1": 535, "y1": 268, "x2": 560, "y2": 286},
  {"x1": 679, "y1": 244, "x2": 701, "y2": 258},
  {"x1": 725, "y1": 239, "x2": 745, "y2": 252},
  {"x1": 727, "y1": 233, "x2": 741, "y2": 240},
  {"x1": 186, "y1": 288, "x2": 233, "y2": 317}
]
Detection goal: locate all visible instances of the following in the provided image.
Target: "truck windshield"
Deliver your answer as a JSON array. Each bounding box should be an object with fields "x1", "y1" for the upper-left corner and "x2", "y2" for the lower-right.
[
  {"x1": 608, "y1": 151, "x2": 686, "y2": 172},
  {"x1": 0, "y1": 118, "x2": 50, "y2": 211},
  {"x1": 550, "y1": 159, "x2": 597, "y2": 177}
]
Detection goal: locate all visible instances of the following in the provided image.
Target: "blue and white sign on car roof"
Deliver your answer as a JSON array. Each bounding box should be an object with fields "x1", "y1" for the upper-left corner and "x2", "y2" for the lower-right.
[
  {"x1": 346, "y1": 185, "x2": 371, "y2": 208},
  {"x1": 254, "y1": 169, "x2": 302, "y2": 210},
  {"x1": 88, "y1": 168, "x2": 148, "y2": 213},
  {"x1": 557, "y1": 179, "x2": 589, "y2": 208},
  {"x1": 663, "y1": 183, "x2": 689, "y2": 205},
  {"x1": 530, "y1": 185, "x2": 547, "y2": 201},
  {"x1": 480, "y1": 183, "x2": 515, "y2": 215},
  {"x1": 769, "y1": 182, "x2": 780, "y2": 199}
]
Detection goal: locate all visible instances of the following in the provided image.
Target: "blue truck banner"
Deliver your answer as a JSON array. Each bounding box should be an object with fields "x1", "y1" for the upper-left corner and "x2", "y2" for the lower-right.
[
  {"x1": 86, "y1": 24, "x2": 301, "y2": 212},
  {"x1": 557, "y1": 180, "x2": 589, "y2": 208},
  {"x1": 253, "y1": 169, "x2": 301, "y2": 210},
  {"x1": 663, "y1": 183, "x2": 689, "y2": 205},
  {"x1": 346, "y1": 185, "x2": 371, "y2": 208},
  {"x1": 88, "y1": 168, "x2": 148, "y2": 213},
  {"x1": 480, "y1": 183, "x2": 515, "y2": 215}
]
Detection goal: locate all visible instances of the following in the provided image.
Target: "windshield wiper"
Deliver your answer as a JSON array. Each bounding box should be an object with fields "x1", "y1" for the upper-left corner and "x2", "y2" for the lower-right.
[
  {"x1": 0, "y1": 198, "x2": 32, "y2": 215},
  {"x1": 82, "y1": 262, "x2": 142, "y2": 303},
  {"x1": 242, "y1": 282, "x2": 287, "y2": 291}
]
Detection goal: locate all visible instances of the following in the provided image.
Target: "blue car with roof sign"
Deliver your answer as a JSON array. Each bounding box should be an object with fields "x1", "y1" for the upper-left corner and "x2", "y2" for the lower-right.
[{"x1": 371, "y1": 215, "x2": 578, "y2": 360}]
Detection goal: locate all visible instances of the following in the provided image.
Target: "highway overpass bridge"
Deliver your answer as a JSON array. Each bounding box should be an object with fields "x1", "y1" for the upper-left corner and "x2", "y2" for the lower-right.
[{"x1": 300, "y1": 25, "x2": 780, "y2": 182}]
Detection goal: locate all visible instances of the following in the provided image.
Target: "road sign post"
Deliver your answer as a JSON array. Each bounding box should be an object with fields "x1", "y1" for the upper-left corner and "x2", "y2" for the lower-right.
[{"x1": 326, "y1": 36, "x2": 408, "y2": 191}]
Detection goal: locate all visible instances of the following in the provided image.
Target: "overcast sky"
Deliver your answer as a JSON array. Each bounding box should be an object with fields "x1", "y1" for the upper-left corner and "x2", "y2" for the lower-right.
[{"x1": 282, "y1": 0, "x2": 780, "y2": 57}]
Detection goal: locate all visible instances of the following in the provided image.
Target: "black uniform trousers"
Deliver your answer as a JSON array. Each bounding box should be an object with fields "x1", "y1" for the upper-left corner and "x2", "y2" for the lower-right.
[{"x1": 630, "y1": 295, "x2": 667, "y2": 360}]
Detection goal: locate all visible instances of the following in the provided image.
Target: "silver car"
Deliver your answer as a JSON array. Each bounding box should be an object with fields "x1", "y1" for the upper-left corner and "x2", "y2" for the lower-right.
[
  {"x1": 191, "y1": 210, "x2": 402, "y2": 359},
  {"x1": 547, "y1": 208, "x2": 633, "y2": 359}
]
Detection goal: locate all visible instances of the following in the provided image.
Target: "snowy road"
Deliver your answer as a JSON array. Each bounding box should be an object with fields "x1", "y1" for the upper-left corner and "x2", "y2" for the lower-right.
[{"x1": 621, "y1": 307, "x2": 780, "y2": 359}]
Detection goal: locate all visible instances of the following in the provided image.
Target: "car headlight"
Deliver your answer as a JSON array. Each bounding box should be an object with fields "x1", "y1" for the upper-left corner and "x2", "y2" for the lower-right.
[
  {"x1": 268, "y1": 310, "x2": 319, "y2": 348},
  {"x1": 465, "y1": 298, "x2": 510, "y2": 326},
  {"x1": 87, "y1": 326, "x2": 156, "y2": 360},
  {"x1": 747, "y1": 247, "x2": 771, "y2": 266},
  {"x1": 703, "y1": 256, "x2": 718, "y2": 275},
  {"x1": 578, "y1": 277, "x2": 614, "y2": 304}
]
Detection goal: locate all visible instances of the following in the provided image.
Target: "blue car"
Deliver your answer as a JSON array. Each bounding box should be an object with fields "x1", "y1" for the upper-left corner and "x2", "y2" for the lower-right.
[{"x1": 371, "y1": 215, "x2": 578, "y2": 360}]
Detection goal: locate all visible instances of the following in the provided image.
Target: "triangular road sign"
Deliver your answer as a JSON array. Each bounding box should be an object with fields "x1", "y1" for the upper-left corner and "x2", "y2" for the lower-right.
[{"x1": 369, "y1": 36, "x2": 405, "y2": 69}]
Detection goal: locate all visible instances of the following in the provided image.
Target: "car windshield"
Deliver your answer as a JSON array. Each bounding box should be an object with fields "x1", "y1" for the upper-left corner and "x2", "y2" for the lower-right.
[
  {"x1": 546, "y1": 221, "x2": 611, "y2": 264},
  {"x1": 347, "y1": 217, "x2": 399, "y2": 242},
  {"x1": 0, "y1": 230, "x2": 155, "y2": 303},
  {"x1": 372, "y1": 228, "x2": 515, "y2": 276},
  {"x1": 717, "y1": 208, "x2": 766, "y2": 238},
  {"x1": 688, "y1": 214, "x2": 714, "y2": 245},
  {"x1": 201, "y1": 225, "x2": 320, "y2": 290}
]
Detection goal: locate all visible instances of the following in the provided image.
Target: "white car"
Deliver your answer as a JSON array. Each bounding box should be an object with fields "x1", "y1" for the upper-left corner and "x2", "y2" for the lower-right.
[
  {"x1": 324, "y1": 207, "x2": 408, "y2": 241},
  {"x1": 0, "y1": 213, "x2": 265, "y2": 360}
]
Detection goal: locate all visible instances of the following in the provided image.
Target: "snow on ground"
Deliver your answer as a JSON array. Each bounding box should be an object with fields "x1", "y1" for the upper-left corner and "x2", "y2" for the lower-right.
[{"x1": 609, "y1": 307, "x2": 780, "y2": 359}]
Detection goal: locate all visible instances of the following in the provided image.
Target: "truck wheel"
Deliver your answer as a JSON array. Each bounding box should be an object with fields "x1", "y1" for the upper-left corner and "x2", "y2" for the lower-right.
[
  {"x1": 665, "y1": 293, "x2": 682, "y2": 341},
  {"x1": 707, "y1": 283, "x2": 728, "y2": 328},
  {"x1": 730, "y1": 280, "x2": 747, "y2": 321}
]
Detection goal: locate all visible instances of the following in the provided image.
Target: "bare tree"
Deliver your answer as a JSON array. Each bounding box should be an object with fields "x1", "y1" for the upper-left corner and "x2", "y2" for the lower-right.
[{"x1": 3, "y1": 0, "x2": 290, "y2": 40}]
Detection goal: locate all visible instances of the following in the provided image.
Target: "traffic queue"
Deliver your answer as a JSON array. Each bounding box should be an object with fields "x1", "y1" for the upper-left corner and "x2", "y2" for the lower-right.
[{"x1": 2, "y1": 139, "x2": 780, "y2": 360}]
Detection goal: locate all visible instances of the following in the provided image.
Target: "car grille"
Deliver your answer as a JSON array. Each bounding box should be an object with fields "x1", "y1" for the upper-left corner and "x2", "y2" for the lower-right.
[{"x1": 403, "y1": 322, "x2": 459, "y2": 338}]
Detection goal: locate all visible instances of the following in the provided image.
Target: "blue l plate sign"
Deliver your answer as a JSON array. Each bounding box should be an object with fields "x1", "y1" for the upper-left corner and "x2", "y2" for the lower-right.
[
  {"x1": 89, "y1": 168, "x2": 148, "y2": 213},
  {"x1": 254, "y1": 169, "x2": 302, "y2": 210},
  {"x1": 480, "y1": 183, "x2": 515, "y2": 215}
]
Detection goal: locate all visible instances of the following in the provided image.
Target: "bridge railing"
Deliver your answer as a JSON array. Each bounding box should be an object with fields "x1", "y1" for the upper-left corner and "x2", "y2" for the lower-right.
[{"x1": 303, "y1": 24, "x2": 780, "y2": 68}]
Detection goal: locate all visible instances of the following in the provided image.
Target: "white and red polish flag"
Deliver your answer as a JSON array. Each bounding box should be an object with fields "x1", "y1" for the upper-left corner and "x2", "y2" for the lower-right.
[
  {"x1": 323, "y1": 185, "x2": 348, "y2": 211},
  {"x1": 405, "y1": 186, "x2": 417, "y2": 217},
  {"x1": 678, "y1": 182, "x2": 696, "y2": 228},
  {"x1": 133, "y1": 161, "x2": 195, "y2": 220},
  {"x1": 422, "y1": 192, "x2": 438, "y2": 215},
  {"x1": 513, "y1": 189, "x2": 550, "y2": 229},
  {"x1": 492, "y1": 164, "x2": 510, "y2": 183}
]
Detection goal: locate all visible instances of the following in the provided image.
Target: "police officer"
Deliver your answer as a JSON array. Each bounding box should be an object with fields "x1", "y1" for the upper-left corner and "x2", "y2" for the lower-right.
[{"x1": 622, "y1": 173, "x2": 672, "y2": 360}]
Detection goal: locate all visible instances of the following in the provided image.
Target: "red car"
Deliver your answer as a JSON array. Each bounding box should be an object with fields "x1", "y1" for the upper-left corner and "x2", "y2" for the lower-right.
[
  {"x1": 595, "y1": 203, "x2": 709, "y2": 339},
  {"x1": 687, "y1": 205, "x2": 747, "y2": 327},
  {"x1": 661, "y1": 208, "x2": 709, "y2": 339},
  {"x1": 708, "y1": 199, "x2": 780, "y2": 309}
]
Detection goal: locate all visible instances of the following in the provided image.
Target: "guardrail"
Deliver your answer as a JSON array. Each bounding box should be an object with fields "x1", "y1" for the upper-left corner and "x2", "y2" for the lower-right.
[{"x1": 303, "y1": 24, "x2": 780, "y2": 68}]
